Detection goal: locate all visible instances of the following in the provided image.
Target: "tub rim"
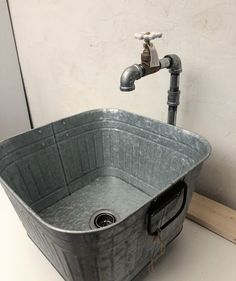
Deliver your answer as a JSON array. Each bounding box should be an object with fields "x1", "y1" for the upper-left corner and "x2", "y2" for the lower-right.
[{"x1": 0, "y1": 108, "x2": 211, "y2": 235}]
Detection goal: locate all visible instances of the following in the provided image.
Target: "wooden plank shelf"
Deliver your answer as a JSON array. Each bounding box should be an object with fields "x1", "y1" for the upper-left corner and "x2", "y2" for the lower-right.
[{"x1": 187, "y1": 192, "x2": 236, "y2": 244}]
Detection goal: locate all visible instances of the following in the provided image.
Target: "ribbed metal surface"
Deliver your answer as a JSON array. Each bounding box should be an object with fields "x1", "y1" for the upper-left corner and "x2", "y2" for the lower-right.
[{"x1": 0, "y1": 109, "x2": 210, "y2": 281}]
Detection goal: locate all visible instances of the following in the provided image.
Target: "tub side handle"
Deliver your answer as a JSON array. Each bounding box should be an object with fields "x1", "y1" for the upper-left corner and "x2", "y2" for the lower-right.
[{"x1": 147, "y1": 180, "x2": 187, "y2": 236}]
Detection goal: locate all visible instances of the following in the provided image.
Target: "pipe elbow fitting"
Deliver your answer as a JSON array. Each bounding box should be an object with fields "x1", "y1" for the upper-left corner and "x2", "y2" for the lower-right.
[
  {"x1": 164, "y1": 54, "x2": 182, "y2": 74},
  {"x1": 120, "y1": 64, "x2": 144, "y2": 91}
]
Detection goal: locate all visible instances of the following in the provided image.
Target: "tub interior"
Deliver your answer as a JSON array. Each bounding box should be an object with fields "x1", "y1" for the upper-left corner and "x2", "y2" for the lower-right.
[
  {"x1": 40, "y1": 176, "x2": 150, "y2": 231},
  {"x1": 0, "y1": 109, "x2": 210, "y2": 231}
]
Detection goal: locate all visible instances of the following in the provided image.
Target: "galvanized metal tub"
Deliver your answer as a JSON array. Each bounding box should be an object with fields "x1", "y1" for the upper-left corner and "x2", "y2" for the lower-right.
[{"x1": 0, "y1": 109, "x2": 211, "y2": 281}]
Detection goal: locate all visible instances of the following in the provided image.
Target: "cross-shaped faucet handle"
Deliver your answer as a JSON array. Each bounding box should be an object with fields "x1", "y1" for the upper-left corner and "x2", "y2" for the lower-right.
[{"x1": 134, "y1": 32, "x2": 162, "y2": 42}]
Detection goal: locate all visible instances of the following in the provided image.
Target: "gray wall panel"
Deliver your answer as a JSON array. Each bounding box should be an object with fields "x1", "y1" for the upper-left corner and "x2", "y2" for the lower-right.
[{"x1": 0, "y1": 0, "x2": 30, "y2": 141}]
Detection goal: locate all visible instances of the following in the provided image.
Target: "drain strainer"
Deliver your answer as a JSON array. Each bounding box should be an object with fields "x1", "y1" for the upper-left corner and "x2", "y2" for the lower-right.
[{"x1": 89, "y1": 209, "x2": 119, "y2": 229}]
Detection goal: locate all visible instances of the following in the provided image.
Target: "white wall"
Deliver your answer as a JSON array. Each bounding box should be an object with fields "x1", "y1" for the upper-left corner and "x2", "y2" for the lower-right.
[
  {"x1": 0, "y1": 0, "x2": 31, "y2": 140},
  {"x1": 9, "y1": 0, "x2": 236, "y2": 208}
]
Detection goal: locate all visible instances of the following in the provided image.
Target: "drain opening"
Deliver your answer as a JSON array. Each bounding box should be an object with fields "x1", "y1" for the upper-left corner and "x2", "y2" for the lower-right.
[
  {"x1": 94, "y1": 212, "x2": 116, "y2": 228},
  {"x1": 89, "y1": 210, "x2": 119, "y2": 229}
]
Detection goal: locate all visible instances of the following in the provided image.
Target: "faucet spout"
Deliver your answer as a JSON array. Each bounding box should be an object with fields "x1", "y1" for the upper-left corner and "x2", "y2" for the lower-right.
[
  {"x1": 119, "y1": 31, "x2": 182, "y2": 125},
  {"x1": 120, "y1": 64, "x2": 144, "y2": 92}
]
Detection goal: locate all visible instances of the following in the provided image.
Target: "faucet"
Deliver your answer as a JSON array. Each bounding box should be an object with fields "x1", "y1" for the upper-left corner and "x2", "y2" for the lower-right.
[{"x1": 120, "y1": 32, "x2": 182, "y2": 125}]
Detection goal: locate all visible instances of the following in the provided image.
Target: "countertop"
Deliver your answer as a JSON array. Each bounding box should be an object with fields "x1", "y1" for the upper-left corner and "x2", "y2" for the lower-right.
[{"x1": 0, "y1": 186, "x2": 236, "y2": 281}]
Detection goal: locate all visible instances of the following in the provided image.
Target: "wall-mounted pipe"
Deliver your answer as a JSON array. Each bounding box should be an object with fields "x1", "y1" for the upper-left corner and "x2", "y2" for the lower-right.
[{"x1": 120, "y1": 54, "x2": 182, "y2": 126}]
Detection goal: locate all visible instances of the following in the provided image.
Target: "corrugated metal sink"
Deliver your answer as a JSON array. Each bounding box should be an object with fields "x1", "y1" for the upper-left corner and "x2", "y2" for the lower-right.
[{"x1": 0, "y1": 109, "x2": 211, "y2": 281}]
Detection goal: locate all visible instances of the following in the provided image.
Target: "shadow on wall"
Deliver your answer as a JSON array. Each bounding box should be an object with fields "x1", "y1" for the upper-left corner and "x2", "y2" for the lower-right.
[
  {"x1": 179, "y1": 69, "x2": 234, "y2": 207},
  {"x1": 180, "y1": 69, "x2": 204, "y2": 130},
  {"x1": 196, "y1": 153, "x2": 234, "y2": 208},
  {"x1": 180, "y1": 70, "x2": 212, "y2": 196}
]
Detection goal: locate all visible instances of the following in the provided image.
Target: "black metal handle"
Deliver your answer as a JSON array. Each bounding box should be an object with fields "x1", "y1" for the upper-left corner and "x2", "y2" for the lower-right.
[{"x1": 147, "y1": 180, "x2": 187, "y2": 235}]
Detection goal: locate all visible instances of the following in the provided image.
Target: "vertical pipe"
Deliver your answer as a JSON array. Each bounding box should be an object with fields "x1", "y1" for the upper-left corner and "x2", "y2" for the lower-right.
[
  {"x1": 164, "y1": 54, "x2": 182, "y2": 126},
  {"x1": 167, "y1": 73, "x2": 180, "y2": 126},
  {"x1": 168, "y1": 106, "x2": 177, "y2": 125}
]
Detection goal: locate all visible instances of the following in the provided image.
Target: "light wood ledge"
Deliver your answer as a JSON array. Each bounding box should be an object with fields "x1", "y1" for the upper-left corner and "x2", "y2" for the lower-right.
[{"x1": 187, "y1": 192, "x2": 236, "y2": 244}]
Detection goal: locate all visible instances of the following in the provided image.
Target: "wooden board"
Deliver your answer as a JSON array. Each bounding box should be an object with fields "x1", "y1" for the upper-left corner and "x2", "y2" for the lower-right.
[{"x1": 187, "y1": 192, "x2": 236, "y2": 244}]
